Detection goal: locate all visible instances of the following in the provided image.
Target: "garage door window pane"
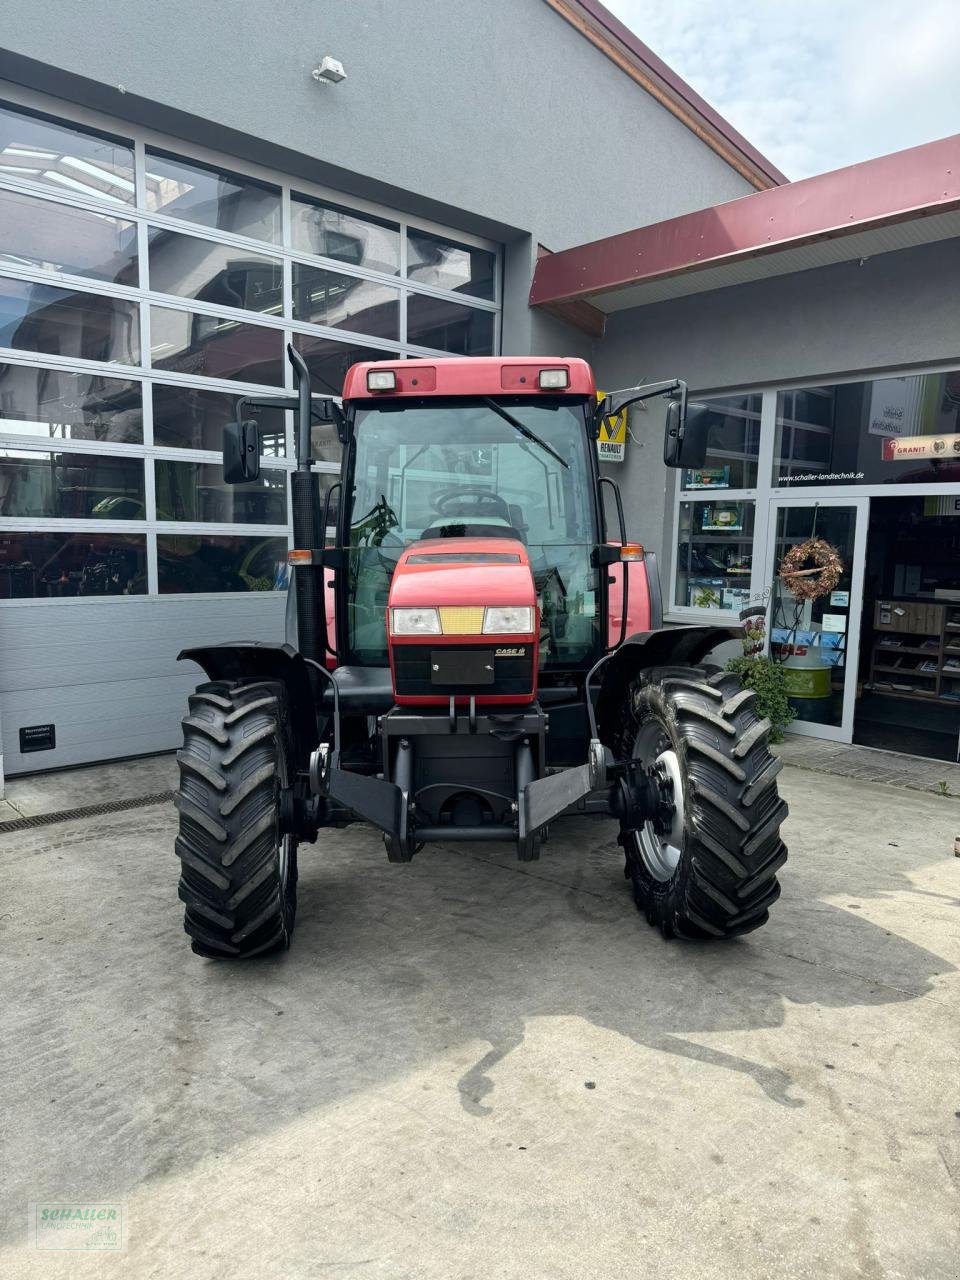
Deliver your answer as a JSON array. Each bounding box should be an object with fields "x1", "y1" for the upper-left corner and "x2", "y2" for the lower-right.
[
  {"x1": 291, "y1": 333, "x2": 394, "y2": 396},
  {"x1": 152, "y1": 383, "x2": 284, "y2": 455},
  {"x1": 406, "y1": 294, "x2": 494, "y2": 354},
  {"x1": 144, "y1": 150, "x2": 281, "y2": 244},
  {"x1": 155, "y1": 459, "x2": 287, "y2": 524},
  {"x1": 0, "y1": 530, "x2": 146, "y2": 598},
  {"x1": 0, "y1": 448, "x2": 145, "y2": 518},
  {"x1": 291, "y1": 194, "x2": 400, "y2": 276},
  {"x1": 0, "y1": 365, "x2": 142, "y2": 443},
  {"x1": 676, "y1": 499, "x2": 755, "y2": 612},
  {"x1": 148, "y1": 227, "x2": 282, "y2": 315},
  {"x1": 407, "y1": 228, "x2": 495, "y2": 300},
  {"x1": 0, "y1": 276, "x2": 139, "y2": 365},
  {"x1": 681, "y1": 394, "x2": 761, "y2": 491},
  {"x1": 292, "y1": 264, "x2": 400, "y2": 339},
  {"x1": 0, "y1": 103, "x2": 134, "y2": 204},
  {"x1": 150, "y1": 305, "x2": 283, "y2": 386},
  {"x1": 0, "y1": 188, "x2": 138, "y2": 285},
  {"x1": 157, "y1": 533, "x2": 288, "y2": 593}
]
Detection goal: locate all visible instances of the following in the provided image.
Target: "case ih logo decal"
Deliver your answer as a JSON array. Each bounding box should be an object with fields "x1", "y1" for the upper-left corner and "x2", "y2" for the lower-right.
[{"x1": 494, "y1": 647, "x2": 527, "y2": 657}]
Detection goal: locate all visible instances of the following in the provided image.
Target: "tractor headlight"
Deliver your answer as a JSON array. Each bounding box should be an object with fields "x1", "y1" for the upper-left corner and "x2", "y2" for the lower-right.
[
  {"x1": 483, "y1": 606, "x2": 534, "y2": 634},
  {"x1": 390, "y1": 606, "x2": 441, "y2": 635}
]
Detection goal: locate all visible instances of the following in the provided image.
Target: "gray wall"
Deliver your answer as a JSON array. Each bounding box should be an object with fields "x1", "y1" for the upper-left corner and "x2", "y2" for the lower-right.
[{"x1": 591, "y1": 236, "x2": 960, "y2": 599}]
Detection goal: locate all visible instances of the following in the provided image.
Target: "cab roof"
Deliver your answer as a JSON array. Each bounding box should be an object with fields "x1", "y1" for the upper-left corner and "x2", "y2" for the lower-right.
[{"x1": 341, "y1": 356, "x2": 596, "y2": 400}]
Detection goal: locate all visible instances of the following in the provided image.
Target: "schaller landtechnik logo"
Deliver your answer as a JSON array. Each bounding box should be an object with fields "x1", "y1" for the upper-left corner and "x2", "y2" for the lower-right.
[{"x1": 32, "y1": 1204, "x2": 124, "y2": 1251}]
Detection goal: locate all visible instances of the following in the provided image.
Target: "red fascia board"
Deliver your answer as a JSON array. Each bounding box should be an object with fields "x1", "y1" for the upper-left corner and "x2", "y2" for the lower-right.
[
  {"x1": 529, "y1": 133, "x2": 960, "y2": 307},
  {"x1": 575, "y1": 0, "x2": 787, "y2": 187}
]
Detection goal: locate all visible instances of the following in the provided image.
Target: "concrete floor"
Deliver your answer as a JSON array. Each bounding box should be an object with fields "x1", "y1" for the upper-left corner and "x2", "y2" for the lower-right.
[{"x1": 1, "y1": 767, "x2": 958, "y2": 1279}]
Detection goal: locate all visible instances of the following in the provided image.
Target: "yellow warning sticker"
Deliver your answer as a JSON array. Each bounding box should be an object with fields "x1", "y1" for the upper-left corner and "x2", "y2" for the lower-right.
[{"x1": 596, "y1": 391, "x2": 626, "y2": 463}]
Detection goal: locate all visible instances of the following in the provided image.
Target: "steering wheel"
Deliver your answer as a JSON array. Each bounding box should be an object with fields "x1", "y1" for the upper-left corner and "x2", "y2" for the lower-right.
[{"x1": 431, "y1": 487, "x2": 512, "y2": 522}]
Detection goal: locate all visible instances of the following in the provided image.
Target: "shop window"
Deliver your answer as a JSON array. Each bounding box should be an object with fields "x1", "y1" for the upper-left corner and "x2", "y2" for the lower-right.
[
  {"x1": 0, "y1": 365, "x2": 142, "y2": 443},
  {"x1": 290, "y1": 194, "x2": 400, "y2": 276},
  {"x1": 774, "y1": 372, "x2": 960, "y2": 486},
  {"x1": 680, "y1": 393, "x2": 761, "y2": 490},
  {"x1": 0, "y1": 530, "x2": 146, "y2": 598},
  {"x1": 156, "y1": 532, "x2": 288, "y2": 593},
  {"x1": 406, "y1": 293, "x2": 494, "y2": 355},
  {"x1": 0, "y1": 275, "x2": 139, "y2": 365},
  {"x1": 152, "y1": 383, "x2": 284, "y2": 455},
  {"x1": 150, "y1": 305, "x2": 283, "y2": 386},
  {"x1": 144, "y1": 149, "x2": 281, "y2": 244},
  {"x1": 406, "y1": 228, "x2": 495, "y2": 300},
  {"x1": 0, "y1": 447, "x2": 145, "y2": 519},
  {"x1": 291, "y1": 333, "x2": 394, "y2": 397},
  {"x1": 0, "y1": 102, "x2": 135, "y2": 204},
  {"x1": 148, "y1": 227, "x2": 282, "y2": 315},
  {"x1": 0, "y1": 188, "x2": 138, "y2": 285},
  {"x1": 291, "y1": 263, "x2": 400, "y2": 340},
  {"x1": 154, "y1": 459, "x2": 287, "y2": 525},
  {"x1": 675, "y1": 498, "x2": 755, "y2": 613}
]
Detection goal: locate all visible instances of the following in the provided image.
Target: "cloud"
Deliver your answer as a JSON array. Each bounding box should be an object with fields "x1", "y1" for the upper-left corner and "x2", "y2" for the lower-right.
[{"x1": 604, "y1": 0, "x2": 960, "y2": 179}]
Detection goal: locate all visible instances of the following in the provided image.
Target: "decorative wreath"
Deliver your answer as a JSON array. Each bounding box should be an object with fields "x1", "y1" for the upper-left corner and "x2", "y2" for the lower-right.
[{"x1": 778, "y1": 537, "x2": 844, "y2": 602}]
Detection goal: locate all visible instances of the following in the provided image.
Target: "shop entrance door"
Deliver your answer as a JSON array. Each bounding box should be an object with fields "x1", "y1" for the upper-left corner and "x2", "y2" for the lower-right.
[{"x1": 762, "y1": 496, "x2": 868, "y2": 742}]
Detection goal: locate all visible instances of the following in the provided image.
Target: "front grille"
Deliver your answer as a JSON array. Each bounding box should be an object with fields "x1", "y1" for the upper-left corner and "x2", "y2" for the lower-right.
[
  {"x1": 392, "y1": 643, "x2": 535, "y2": 698},
  {"x1": 438, "y1": 606, "x2": 485, "y2": 634}
]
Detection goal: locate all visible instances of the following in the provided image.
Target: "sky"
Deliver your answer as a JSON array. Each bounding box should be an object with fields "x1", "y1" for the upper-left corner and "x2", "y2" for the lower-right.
[{"x1": 604, "y1": 0, "x2": 960, "y2": 180}]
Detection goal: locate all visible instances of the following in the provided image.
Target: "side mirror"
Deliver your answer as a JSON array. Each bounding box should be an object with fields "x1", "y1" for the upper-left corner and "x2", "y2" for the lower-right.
[
  {"x1": 223, "y1": 418, "x2": 261, "y2": 484},
  {"x1": 664, "y1": 400, "x2": 710, "y2": 468}
]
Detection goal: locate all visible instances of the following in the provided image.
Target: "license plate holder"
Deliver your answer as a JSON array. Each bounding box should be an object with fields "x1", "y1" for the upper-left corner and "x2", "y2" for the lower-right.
[{"x1": 430, "y1": 650, "x2": 495, "y2": 685}]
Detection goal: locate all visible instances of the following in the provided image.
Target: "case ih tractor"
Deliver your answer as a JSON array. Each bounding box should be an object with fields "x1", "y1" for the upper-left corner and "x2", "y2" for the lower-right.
[{"x1": 174, "y1": 349, "x2": 787, "y2": 958}]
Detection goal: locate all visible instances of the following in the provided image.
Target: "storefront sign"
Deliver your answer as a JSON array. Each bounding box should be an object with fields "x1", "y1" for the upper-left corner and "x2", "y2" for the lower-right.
[
  {"x1": 882, "y1": 433, "x2": 960, "y2": 461},
  {"x1": 867, "y1": 377, "x2": 923, "y2": 438},
  {"x1": 596, "y1": 392, "x2": 627, "y2": 463}
]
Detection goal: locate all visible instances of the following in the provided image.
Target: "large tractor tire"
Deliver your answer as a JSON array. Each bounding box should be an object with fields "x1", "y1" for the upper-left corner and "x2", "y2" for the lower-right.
[
  {"x1": 614, "y1": 665, "x2": 787, "y2": 939},
  {"x1": 174, "y1": 679, "x2": 298, "y2": 958}
]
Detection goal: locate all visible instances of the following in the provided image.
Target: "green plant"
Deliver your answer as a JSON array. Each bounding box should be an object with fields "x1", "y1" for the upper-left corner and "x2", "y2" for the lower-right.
[
  {"x1": 724, "y1": 655, "x2": 794, "y2": 743},
  {"x1": 935, "y1": 780, "x2": 950, "y2": 797}
]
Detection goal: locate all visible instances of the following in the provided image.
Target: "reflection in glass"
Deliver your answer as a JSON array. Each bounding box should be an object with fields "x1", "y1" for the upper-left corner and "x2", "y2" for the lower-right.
[
  {"x1": 675, "y1": 499, "x2": 755, "y2": 612},
  {"x1": 0, "y1": 365, "x2": 142, "y2": 442},
  {"x1": 407, "y1": 228, "x2": 495, "y2": 299},
  {"x1": 150, "y1": 305, "x2": 283, "y2": 386},
  {"x1": 148, "y1": 227, "x2": 282, "y2": 314},
  {"x1": 406, "y1": 292, "x2": 494, "y2": 354},
  {"x1": 152, "y1": 383, "x2": 284, "y2": 455},
  {"x1": 155, "y1": 459, "x2": 287, "y2": 524},
  {"x1": 0, "y1": 276, "x2": 139, "y2": 364},
  {"x1": 0, "y1": 103, "x2": 135, "y2": 204},
  {"x1": 291, "y1": 264, "x2": 399, "y2": 339},
  {"x1": 144, "y1": 150, "x2": 281, "y2": 243},
  {"x1": 0, "y1": 188, "x2": 138, "y2": 284},
  {"x1": 157, "y1": 533, "x2": 288, "y2": 593},
  {"x1": 0, "y1": 530, "x2": 146, "y2": 598},
  {"x1": 681, "y1": 394, "x2": 761, "y2": 490},
  {"x1": 291, "y1": 195, "x2": 400, "y2": 275},
  {"x1": 291, "y1": 333, "x2": 394, "y2": 396},
  {"x1": 0, "y1": 447, "x2": 144, "y2": 518}
]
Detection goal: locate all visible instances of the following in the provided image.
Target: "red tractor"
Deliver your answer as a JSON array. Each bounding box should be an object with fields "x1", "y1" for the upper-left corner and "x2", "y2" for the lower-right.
[{"x1": 174, "y1": 349, "x2": 787, "y2": 957}]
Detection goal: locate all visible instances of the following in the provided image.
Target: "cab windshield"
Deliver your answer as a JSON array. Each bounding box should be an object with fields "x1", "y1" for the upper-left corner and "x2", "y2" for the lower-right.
[{"x1": 345, "y1": 399, "x2": 601, "y2": 667}]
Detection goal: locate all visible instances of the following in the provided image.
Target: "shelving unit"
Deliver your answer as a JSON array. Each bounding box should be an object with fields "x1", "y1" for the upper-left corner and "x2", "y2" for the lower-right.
[
  {"x1": 868, "y1": 599, "x2": 960, "y2": 704},
  {"x1": 676, "y1": 499, "x2": 754, "y2": 612}
]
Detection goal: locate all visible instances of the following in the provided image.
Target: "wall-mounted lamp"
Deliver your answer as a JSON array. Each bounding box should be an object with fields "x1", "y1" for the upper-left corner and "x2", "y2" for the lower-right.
[{"x1": 312, "y1": 56, "x2": 347, "y2": 85}]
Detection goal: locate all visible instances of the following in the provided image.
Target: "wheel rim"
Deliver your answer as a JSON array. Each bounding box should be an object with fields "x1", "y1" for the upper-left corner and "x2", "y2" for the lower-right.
[{"x1": 631, "y1": 720, "x2": 685, "y2": 882}]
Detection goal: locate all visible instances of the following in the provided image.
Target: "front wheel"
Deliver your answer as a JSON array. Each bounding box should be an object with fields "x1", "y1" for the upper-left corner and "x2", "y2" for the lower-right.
[
  {"x1": 175, "y1": 679, "x2": 298, "y2": 958},
  {"x1": 613, "y1": 666, "x2": 788, "y2": 939}
]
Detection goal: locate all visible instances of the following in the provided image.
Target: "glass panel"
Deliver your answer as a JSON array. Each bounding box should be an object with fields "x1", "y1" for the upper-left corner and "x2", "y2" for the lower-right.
[
  {"x1": 0, "y1": 103, "x2": 135, "y2": 204},
  {"x1": 152, "y1": 383, "x2": 284, "y2": 455},
  {"x1": 675, "y1": 499, "x2": 755, "y2": 612},
  {"x1": 774, "y1": 372, "x2": 960, "y2": 486},
  {"x1": 347, "y1": 401, "x2": 599, "y2": 666},
  {"x1": 406, "y1": 293, "x2": 494, "y2": 354},
  {"x1": 0, "y1": 276, "x2": 139, "y2": 364},
  {"x1": 291, "y1": 333, "x2": 394, "y2": 397},
  {"x1": 769, "y1": 505, "x2": 858, "y2": 729},
  {"x1": 0, "y1": 447, "x2": 144, "y2": 518},
  {"x1": 150, "y1": 305, "x2": 283, "y2": 385},
  {"x1": 157, "y1": 533, "x2": 288, "y2": 593},
  {"x1": 0, "y1": 188, "x2": 137, "y2": 284},
  {"x1": 0, "y1": 530, "x2": 146, "y2": 598},
  {"x1": 406, "y1": 228, "x2": 495, "y2": 300},
  {"x1": 148, "y1": 227, "x2": 282, "y2": 314},
  {"x1": 144, "y1": 150, "x2": 281, "y2": 243},
  {"x1": 681, "y1": 393, "x2": 761, "y2": 490},
  {"x1": 154, "y1": 459, "x2": 287, "y2": 524},
  {"x1": 290, "y1": 195, "x2": 400, "y2": 275},
  {"x1": 291, "y1": 263, "x2": 400, "y2": 339},
  {"x1": 0, "y1": 365, "x2": 142, "y2": 442}
]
